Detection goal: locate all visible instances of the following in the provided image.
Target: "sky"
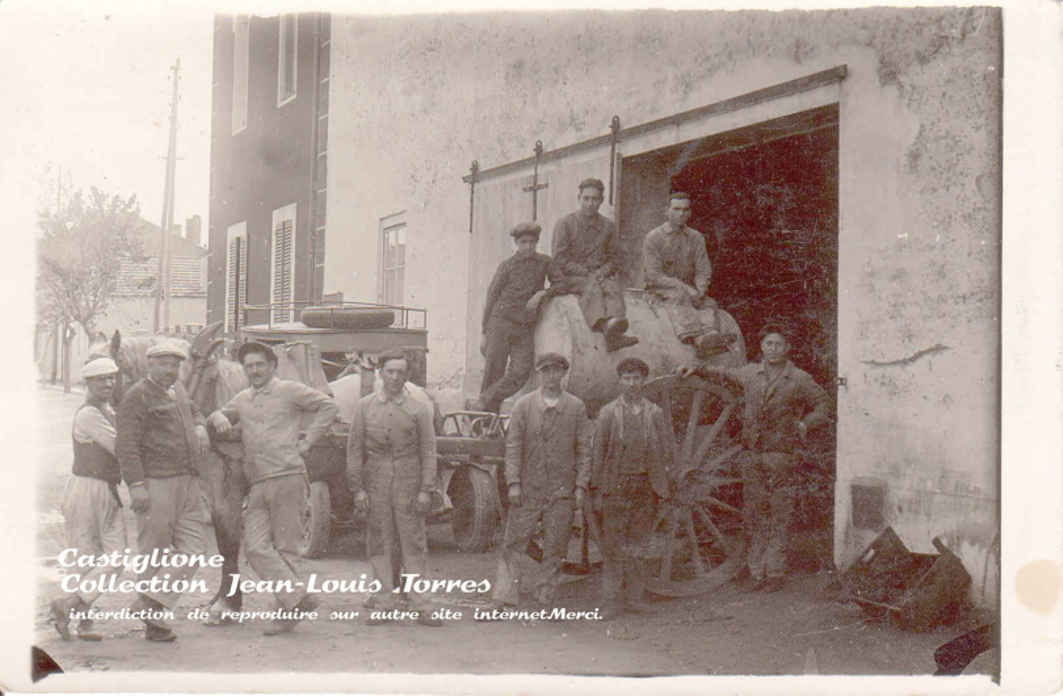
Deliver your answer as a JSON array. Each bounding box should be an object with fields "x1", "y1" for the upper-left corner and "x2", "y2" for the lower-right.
[{"x1": 2, "y1": 4, "x2": 214, "y2": 239}]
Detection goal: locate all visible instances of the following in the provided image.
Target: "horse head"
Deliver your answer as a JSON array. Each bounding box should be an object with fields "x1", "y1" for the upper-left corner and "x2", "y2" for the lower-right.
[{"x1": 184, "y1": 321, "x2": 248, "y2": 417}]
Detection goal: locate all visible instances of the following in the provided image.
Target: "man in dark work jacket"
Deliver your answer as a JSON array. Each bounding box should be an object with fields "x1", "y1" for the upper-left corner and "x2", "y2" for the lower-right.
[
  {"x1": 116, "y1": 339, "x2": 210, "y2": 642},
  {"x1": 474, "y1": 221, "x2": 552, "y2": 413}
]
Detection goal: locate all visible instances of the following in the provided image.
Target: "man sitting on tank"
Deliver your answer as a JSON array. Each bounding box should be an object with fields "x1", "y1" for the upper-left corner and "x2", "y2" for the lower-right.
[
  {"x1": 547, "y1": 177, "x2": 638, "y2": 353},
  {"x1": 472, "y1": 221, "x2": 552, "y2": 414},
  {"x1": 643, "y1": 191, "x2": 734, "y2": 359}
]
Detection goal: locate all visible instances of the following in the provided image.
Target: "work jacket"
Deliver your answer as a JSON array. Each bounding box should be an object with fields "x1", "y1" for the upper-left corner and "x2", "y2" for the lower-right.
[
  {"x1": 733, "y1": 360, "x2": 830, "y2": 454},
  {"x1": 505, "y1": 389, "x2": 592, "y2": 501},
  {"x1": 592, "y1": 396, "x2": 671, "y2": 498},
  {"x1": 116, "y1": 377, "x2": 205, "y2": 484}
]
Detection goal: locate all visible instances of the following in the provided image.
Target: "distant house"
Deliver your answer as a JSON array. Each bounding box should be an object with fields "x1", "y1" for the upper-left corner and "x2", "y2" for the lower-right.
[{"x1": 107, "y1": 215, "x2": 208, "y2": 336}]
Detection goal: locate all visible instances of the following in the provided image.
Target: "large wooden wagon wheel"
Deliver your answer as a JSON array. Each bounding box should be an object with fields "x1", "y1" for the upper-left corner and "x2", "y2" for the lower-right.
[{"x1": 639, "y1": 372, "x2": 747, "y2": 597}]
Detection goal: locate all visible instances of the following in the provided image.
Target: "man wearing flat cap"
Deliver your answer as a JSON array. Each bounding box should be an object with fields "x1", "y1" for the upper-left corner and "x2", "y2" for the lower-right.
[
  {"x1": 116, "y1": 339, "x2": 210, "y2": 641},
  {"x1": 591, "y1": 357, "x2": 671, "y2": 619},
  {"x1": 486, "y1": 352, "x2": 592, "y2": 612},
  {"x1": 49, "y1": 357, "x2": 127, "y2": 642},
  {"x1": 473, "y1": 221, "x2": 552, "y2": 413},
  {"x1": 548, "y1": 178, "x2": 638, "y2": 352},
  {"x1": 209, "y1": 341, "x2": 338, "y2": 634},
  {"x1": 683, "y1": 320, "x2": 829, "y2": 592}
]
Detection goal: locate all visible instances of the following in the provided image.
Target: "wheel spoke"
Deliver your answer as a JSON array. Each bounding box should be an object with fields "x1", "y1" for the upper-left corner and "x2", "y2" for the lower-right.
[
  {"x1": 702, "y1": 443, "x2": 745, "y2": 475},
  {"x1": 683, "y1": 509, "x2": 708, "y2": 576},
  {"x1": 693, "y1": 503, "x2": 728, "y2": 550},
  {"x1": 658, "y1": 511, "x2": 677, "y2": 582},
  {"x1": 703, "y1": 495, "x2": 742, "y2": 516},
  {"x1": 681, "y1": 390, "x2": 705, "y2": 464},
  {"x1": 691, "y1": 402, "x2": 737, "y2": 468}
]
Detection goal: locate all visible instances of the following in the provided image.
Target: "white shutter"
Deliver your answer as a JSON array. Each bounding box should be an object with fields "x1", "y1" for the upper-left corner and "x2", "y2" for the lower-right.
[
  {"x1": 225, "y1": 222, "x2": 248, "y2": 333},
  {"x1": 271, "y1": 204, "x2": 297, "y2": 323}
]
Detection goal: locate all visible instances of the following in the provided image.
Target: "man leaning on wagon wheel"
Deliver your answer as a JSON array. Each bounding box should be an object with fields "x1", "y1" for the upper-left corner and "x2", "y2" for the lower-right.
[
  {"x1": 346, "y1": 349, "x2": 442, "y2": 627},
  {"x1": 208, "y1": 341, "x2": 337, "y2": 635},
  {"x1": 115, "y1": 340, "x2": 212, "y2": 642},
  {"x1": 547, "y1": 177, "x2": 639, "y2": 353},
  {"x1": 49, "y1": 357, "x2": 127, "y2": 642},
  {"x1": 682, "y1": 320, "x2": 829, "y2": 592}
]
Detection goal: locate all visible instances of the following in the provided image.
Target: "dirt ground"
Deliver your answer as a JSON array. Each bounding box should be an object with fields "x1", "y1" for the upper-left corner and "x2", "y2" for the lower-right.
[{"x1": 34, "y1": 385, "x2": 997, "y2": 680}]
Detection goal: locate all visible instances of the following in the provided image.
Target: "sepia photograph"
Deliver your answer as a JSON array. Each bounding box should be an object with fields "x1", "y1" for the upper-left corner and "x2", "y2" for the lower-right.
[{"x1": 4, "y1": 0, "x2": 1060, "y2": 692}]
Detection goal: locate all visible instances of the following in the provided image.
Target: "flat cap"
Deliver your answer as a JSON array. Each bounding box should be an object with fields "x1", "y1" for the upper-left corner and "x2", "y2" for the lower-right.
[
  {"x1": 81, "y1": 357, "x2": 119, "y2": 379},
  {"x1": 146, "y1": 339, "x2": 189, "y2": 360},
  {"x1": 237, "y1": 341, "x2": 278, "y2": 365},
  {"x1": 577, "y1": 178, "x2": 605, "y2": 194},
  {"x1": 510, "y1": 221, "x2": 542, "y2": 240},
  {"x1": 758, "y1": 320, "x2": 795, "y2": 343},
  {"x1": 535, "y1": 352, "x2": 569, "y2": 371},
  {"x1": 616, "y1": 357, "x2": 649, "y2": 377}
]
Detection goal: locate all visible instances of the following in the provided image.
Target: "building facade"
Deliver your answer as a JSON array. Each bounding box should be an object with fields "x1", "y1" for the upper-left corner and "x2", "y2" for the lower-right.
[
  {"x1": 207, "y1": 13, "x2": 330, "y2": 332},
  {"x1": 209, "y1": 9, "x2": 1001, "y2": 607}
]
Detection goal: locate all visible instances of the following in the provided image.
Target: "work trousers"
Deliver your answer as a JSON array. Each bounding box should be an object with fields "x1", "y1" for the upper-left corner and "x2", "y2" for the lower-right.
[
  {"x1": 480, "y1": 316, "x2": 535, "y2": 413},
  {"x1": 365, "y1": 472, "x2": 430, "y2": 609},
  {"x1": 648, "y1": 287, "x2": 719, "y2": 342},
  {"x1": 599, "y1": 473, "x2": 656, "y2": 607},
  {"x1": 62, "y1": 475, "x2": 128, "y2": 605},
  {"x1": 244, "y1": 474, "x2": 308, "y2": 610},
  {"x1": 742, "y1": 452, "x2": 797, "y2": 580},
  {"x1": 492, "y1": 496, "x2": 573, "y2": 606},
  {"x1": 135, "y1": 474, "x2": 209, "y2": 609},
  {"x1": 551, "y1": 274, "x2": 626, "y2": 331}
]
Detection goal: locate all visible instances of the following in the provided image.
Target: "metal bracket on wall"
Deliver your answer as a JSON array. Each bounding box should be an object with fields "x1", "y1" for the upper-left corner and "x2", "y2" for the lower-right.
[
  {"x1": 467, "y1": 160, "x2": 479, "y2": 235},
  {"x1": 523, "y1": 140, "x2": 548, "y2": 221},
  {"x1": 608, "y1": 115, "x2": 621, "y2": 205}
]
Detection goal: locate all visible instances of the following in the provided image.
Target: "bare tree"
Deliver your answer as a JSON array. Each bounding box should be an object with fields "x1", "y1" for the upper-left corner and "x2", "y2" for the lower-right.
[{"x1": 37, "y1": 186, "x2": 143, "y2": 389}]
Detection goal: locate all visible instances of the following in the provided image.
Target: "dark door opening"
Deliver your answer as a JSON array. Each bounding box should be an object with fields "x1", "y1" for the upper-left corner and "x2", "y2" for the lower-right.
[{"x1": 618, "y1": 104, "x2": 839, "y2": 569}]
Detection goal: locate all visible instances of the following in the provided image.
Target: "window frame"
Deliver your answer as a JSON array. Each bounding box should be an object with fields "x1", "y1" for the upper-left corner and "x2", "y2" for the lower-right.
[
  {"x1": 277, "y1": 13, "x2": 298, "y2": 107},
  {"x1": 231, "y1": 15, "x2": 250, "y2": 135},
  {"x1": 378, "y1": 212, "x2": 407, "y2": 306}
]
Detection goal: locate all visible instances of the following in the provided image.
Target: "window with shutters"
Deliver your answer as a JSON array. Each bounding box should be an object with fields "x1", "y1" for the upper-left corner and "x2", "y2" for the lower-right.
[
  {"x1": 225, "y1": 222, "x2": 248, "y2": 333},
  {"x1": 379, "y1": 214, "x2": 406, "y2": 306},
  {"x1": 271, "y1": 203, "x2": 297, "y2": 323},
  {"x1": 232, "y1": 15, "x2": 250, "y2": 134},
  {"x1": 277, "y1": 14, "x2": 297, "y2": 106}
]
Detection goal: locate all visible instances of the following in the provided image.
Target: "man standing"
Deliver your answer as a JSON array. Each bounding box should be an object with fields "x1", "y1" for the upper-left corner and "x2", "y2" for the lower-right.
[
  {"x1": 49, "y1": 357, "x2": 126, "y2": 641},
  {"x1": 688, "y1": 321, "x2": 829, "y2": 592},
  {"x1": 116, "y1": 340, "x2": 211, "y2": 641},
  {"x1": 643, "y1": 192, "x2": 732, "y2": 357},
  {"x1": 208, "y1": 342, "x2": 337, "y2": 635},
  {"x1": 591, "y1": 357, "x2": 671, "y2": 619},
  {"x1": 346, "y1": 349, "x2": 441, "y2": 627},
  {"x1": 488, "y1": 353, "x2": 592, "y2": 611},
  {"x1": 549, "y1": 178, "x2": 638, "y2": 352},
  {"x1": 474, "y1": 221, "x2": 552, "y2": 413}
]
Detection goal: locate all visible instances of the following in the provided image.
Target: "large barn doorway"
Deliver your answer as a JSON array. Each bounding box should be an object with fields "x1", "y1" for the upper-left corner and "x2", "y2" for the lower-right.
[{"x1": 618, "y1": 103, "x2": 839, "y2": 570}]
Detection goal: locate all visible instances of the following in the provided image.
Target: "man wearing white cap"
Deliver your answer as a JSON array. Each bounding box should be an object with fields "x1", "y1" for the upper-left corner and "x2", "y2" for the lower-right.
[
  {"x1": 49, "y1": 357, "x2": 126, "y2": 642},
  {"x1": 115, "y1": 339, "x2": 210, "y2": 642}
]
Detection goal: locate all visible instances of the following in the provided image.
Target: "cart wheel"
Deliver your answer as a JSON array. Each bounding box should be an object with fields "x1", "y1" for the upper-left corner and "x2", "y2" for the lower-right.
[
  {"x1": 300, "y1": 480, "x2": 331, "y2": 558},
  {"x1": 640, "y1": 372, "x2": 746, "y2": 597},
  {"x1": 449, "y1": 466, "x2": 500, "y2": 553}
]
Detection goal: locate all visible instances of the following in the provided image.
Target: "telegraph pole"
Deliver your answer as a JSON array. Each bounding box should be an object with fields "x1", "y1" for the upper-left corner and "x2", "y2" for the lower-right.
[{"x1": 154, "y1": 59, "x2": 180, "y2": 333}]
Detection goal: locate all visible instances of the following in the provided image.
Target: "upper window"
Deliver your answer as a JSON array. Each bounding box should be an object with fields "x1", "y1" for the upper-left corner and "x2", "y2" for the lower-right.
[
  {"x1": 271, "y1": 204, "x2": 297, "y2": 323},
  {"x1": 380, "y1": 215, "x2": 406, "y2": 306},
  {"x1": 232, "y1": 15, "x2": 249, "y2": 134},
  {"x1": 277, "y1": 14, "x2": 298, "y2": 106}
]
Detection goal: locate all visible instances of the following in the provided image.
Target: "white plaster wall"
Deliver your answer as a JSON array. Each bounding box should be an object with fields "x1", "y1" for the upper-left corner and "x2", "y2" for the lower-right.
[{"x1": 324, "y1": 8, "x2": 1001, "y2": 605}]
